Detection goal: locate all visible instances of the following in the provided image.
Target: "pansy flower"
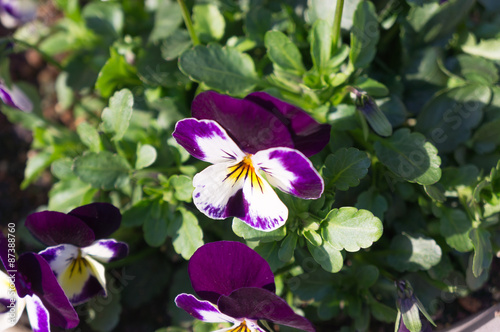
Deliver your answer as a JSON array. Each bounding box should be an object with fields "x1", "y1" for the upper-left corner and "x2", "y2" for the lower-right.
[
  {"x1": 25, "y1": 203, "x2": 129, "y2": 305},
  {"x1": 0, "y1": 234, "x2": 79, "y2": 332},
  {"x1": 0, "y1": 80, "x2": 33, "y2": 112},
  {"x1": 0, "y1": 0, "x2": 37, "y2": 28},
  {"x1": 175, "y1": 241, "x2": 315, "y2": 332},
  {"x1": 173, "y1": 91, "x2": 329, "y2": 231}
]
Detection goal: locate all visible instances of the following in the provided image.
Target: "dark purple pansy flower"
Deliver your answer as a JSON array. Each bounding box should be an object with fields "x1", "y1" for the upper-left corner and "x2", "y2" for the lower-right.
[
  {"x1": 191, "y1": 91, "x2": 330, "y2": 157},
  {"x1": 0, "y1": 233, "x2": 79, "y2": 331},
  {"x1": 175, "y1": 241, "x2": 315, "y2": 332},
  {"x1": 0, "y1": 80, "x2": 33, "y2": 112},
  {"x1": 173, "y1": 92, "x2": 327, "y2": 232},
  {"x1": 25, "y1": 203, "x2": 129, "y2": 305}
]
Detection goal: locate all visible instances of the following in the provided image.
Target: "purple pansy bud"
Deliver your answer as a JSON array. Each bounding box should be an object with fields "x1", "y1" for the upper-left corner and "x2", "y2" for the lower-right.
[
  {"x1": 0, "y1": 80, "x2": 33, "y2": 112},
  {"x1": 395, "y1": 280, "x2": 436, "y2": 332},
  {"x1": 349, "y1": 86, "x2": 392, "y2": 137}
]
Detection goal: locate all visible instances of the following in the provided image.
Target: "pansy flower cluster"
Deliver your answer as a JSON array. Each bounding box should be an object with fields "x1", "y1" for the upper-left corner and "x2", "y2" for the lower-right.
[{"x1": 0, "y1": 202, "x2": 128, "y2": 331}]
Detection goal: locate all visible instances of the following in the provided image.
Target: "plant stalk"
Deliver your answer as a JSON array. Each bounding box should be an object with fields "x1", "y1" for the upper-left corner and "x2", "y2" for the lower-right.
[
  {"x1": 332, "y1": 0, "x2": 345, "y2": 52},
  {"x1": 177, "y1": 0, "x2": 200, "y2": 46}
]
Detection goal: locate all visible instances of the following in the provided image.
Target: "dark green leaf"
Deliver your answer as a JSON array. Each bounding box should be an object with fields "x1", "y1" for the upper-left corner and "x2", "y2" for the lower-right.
[
  {"x1": 77, "y1": 122, "x2": 101, "y2": 152},
  {"x1": 161, "y1": 30, "x2": 192, "y2": 61},
  {"x1": 469, "y1": 228, "x2": 493, "y2": 277},
  {"x1": 143, "y1": 200, "x2": 169, "y2": 247},
  {"x1": 149, "y1": 0, "x2": 182, "y2": 42},
  {"x1": 439, "y1": 207, "x2": 473, "y2": 252},
  {"x1": 265, "y1": 30, "x2": 305, "y2": 74},
  {"x1": 278, "y1": 233, "x2": 298, "y2": 262},
  {"x1": 349, "y1": 1, "x2": 379, "y2": 69},
  {"x1": 355, "y1": 188, "x2": 388, "y2": 221},
  {"x1": 387, "y1": 233, "x2": 442, "y2": 272},
  {"x1": 87, "y1": 292, "x2": 122, "y2": 332},
  {"x1": 307, "y1": 241, "x2": 343, "y2": 273},
  {"x1": 101, "y1": 89, "x2": 134, "y2": 141},
  {"x1": 323, "y1": 148, "x2": 371, "y2": 191},
  {"x1": 310, "y1": 20, "x2": 332, "y2": 73},
  {"x1": 374, "y1": 128, "x2": 441, "y2": 185},
  {"x1": 73, "y1": 151, "x2": 131, "y2": 190},
  {"x1": 179, "y1": 44, "x2": 259, "y2": 96}
]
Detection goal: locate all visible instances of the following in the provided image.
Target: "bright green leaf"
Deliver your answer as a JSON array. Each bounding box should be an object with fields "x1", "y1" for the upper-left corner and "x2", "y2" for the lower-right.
[
  {"x1": 310, "y1": 20, "x2": 332, "y2": 73},
  {"x1": 77, "y1": 122, "x2": 101, "y2": 152},
  {"x1": 170, "y1": 175, "x2": 193, "y2": 202},
  {"x1": 349, "y1": 1, "x2": 379, "y2": 69},
  {"x1": 136, "y1": 144, "x2": 157, "y2": 170},
  {"x1": 439, "y1": 207, "x2": 473, "y2": 252},
  {"x1": 321, "y1": 207, "x2": 383, "y2": 252},
  {"x1": 193, "y1": 4, "x2": 225, "y2": 43},
  {"x1": 101, "y1": 89, "x2": 134, "y2": 141},
  {"x1": 170, "y1": 208, "x2": 204, "y2": 260},
  {"x1": 307, "y1": 240, "x2": 343, "y2": 273},
  {"x1": 265, "y1": 30, "x2": 305, "y2": 74},
  {"x1": 387, "y1": 233, "x2": 442, "y2": 272},
  {"x1": 95, "y1": 50, "x2": 140, "y2": 98},
  {"x1": 232, "y1": 218, "x2": 286, "y2": 242}
]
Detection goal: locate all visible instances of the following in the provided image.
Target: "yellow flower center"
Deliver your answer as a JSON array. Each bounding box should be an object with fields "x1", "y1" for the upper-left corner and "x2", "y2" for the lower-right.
[
  {"x1": 228, "y1": 320, "x2": 251, "y2": 332},
  {"x1": 225, "y1": 155, "x2": 264, "y2": 192}
]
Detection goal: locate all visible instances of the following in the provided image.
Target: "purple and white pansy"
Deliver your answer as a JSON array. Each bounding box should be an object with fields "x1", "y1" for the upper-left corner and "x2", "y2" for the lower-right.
[
  {"x1": 173, "y1": 91, "x2": 329, "y2": 231},
  {"x1": 25, "y1": 203, "x2": 129, "y2": 305},
  {"x1": 0, "y1": 0, "x2": 37, "y2": 28},
  {"x1": 0, "y1": 234, "x2": 79, "y2": 332},
  {"x1": 0, "y1": 80, "x2": 33, "y2": 112},
  {"x1": 175, "y1": 241, "x2": 315, "y2": 332}
]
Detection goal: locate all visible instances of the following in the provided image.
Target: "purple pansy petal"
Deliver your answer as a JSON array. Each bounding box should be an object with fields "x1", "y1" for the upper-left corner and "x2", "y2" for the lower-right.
[
  {"x1": 68, "y1": 202, "x2": 122, "y2": 240},
  {"x1": 0, "y1": 270, "x2": 26, "y2": 329},
  {"x1": 25, "y1": 295, "x2": 50, "y2": 332},
  {"x1": 173, "y1": 118, "x2": 245, "y2": 164},
  {"x1": 253, "y1": 147, "x2": 324, "y2": 199},
  {"x1": 16, "y1": 253, "x2": 79, "y2": 329},
  {"x1": 82, "y1": 239, "x2": 129, "y2": 263},
  {"x1": 188, "y1": 241, "x2": 275, "y2": 305},
  {"x1": 0, "y1": 0, "x2": 37, "y2": 28},
  {"x1": 0, "y1": 232, "x2": 12, "y2": 272},
  {"x1": 245, "y1": 92, "x2": 331, "y2": 156},
  {"x1": 0, "y1": 82, "x2": 33, "y2": 112},
  {"x1": 25, "y1": 211, "x2": 95, "y2": 247},
  {"x1": 191, "y1": 91, "x2": 330, "y2": 156},
  {"x1": 193, "y1": 161, "x2": 288, "y2": 231},
  {"x1": 191, "y1": 91, "x2": 294, "y2": 154},
  {"x1": 175, "y1": 293, "x2": 238, "y2": 324},
  {"x1": 218, "y1": 287, "x2": 315, "y2": 332},
  {"x1": 39, "y1": 244, "x2": 106, "y2": 305}
]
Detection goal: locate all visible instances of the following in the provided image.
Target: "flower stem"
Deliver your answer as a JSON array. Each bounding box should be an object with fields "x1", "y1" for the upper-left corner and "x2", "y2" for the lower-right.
[
  {"x1": 332, "y1": 0, "x2": 345, "y2": 52},
  {"x1": 177, "y1": 0, "x2": 200, "y2": 46},
  {"x1": 4, "y1": 37, "x2": 63, "y2": 70}
]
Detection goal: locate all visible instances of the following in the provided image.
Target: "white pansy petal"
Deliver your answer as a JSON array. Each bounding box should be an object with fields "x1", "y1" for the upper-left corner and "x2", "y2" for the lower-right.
[
  {"x1": 193, "y1": 162, "x2": 246, "y2": 220},
  {"x1": 82, "y1": 239, "x2": 128, "y2": 263},
  {"x1": 25, "y1": 295, "x2": 49, "y2": 332},
  {"x1": 0, "y1": 271, "x2": 25, "y2": 331},
  {"x1": 252, "y1": 147, "x2": 324, "y2": 199},
  {"x1": 239, "y1": 171, "x2": 288, "y2": 231},
  {"x1": 175, "y1": 293, "x2": 239, "y2": 324},
  {"x1": 173, "y1": 118, "x2": 246, "y2": 164}
]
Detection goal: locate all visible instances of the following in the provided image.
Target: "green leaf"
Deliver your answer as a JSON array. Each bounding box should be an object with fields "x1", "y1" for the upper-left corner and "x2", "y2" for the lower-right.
[
  {"x1": 355, "y1": 188, "x2": 388, "y2": 221},
  {"x1": 469, "y1": 228, "x2": 493, "y2": 277},
  {"x1": 310, "y1": 20, "x2": 332, "y2": 73},
  {"x1": 101, "y1": 89, "x2": 134, "y2": 141},
  {"x1": 48, "y1": 178, "x2": 96, "y2": 212},
  {"x1": 73, "y1": 151, "x2": 131, "y2": 190},
  {"x1": 77, "y1": 122, "x2": 101, "y2": 152},
  {"x1": 179, "y1": 44, "x2": 259, "y2": 96},
  {"x1": 122, "y1": 199, "x2": 154, "y2": 228},
  {"x1": 321, "y1": 207, "x2": 383, "y2": 252},
  {"x1": 87, "y1": 292, "x2": 122, "y2": 332},
  {"x1": 439, "y1": 207, "x2": 473, "y2": 252},
  {"x1": 51, "y1": 158, "x2": 74, "y2": 180},
  {"x1": 95, "y1": 50, "x2": 140, "y2": 98},
  {"x1": 349, "y1": 1, "x2": 379, "y2": 69},
  {"x1": 82, "y1": 1, "x2": 124, "y2": 42},
  {"x1": 55, "y1": 72, "x2": 74, "y2": 110},
  {"x1": 278, "y1": 233, "x2": 298, "y2": 262},
  {"x1": 161, "y1": 30, "x2": 192, "y2": 61},
  {"x1": 169, "y1": 175, "x2": 193, "y2": 202},
  {"x1": 473, "y1": 118, "x2": 500, "y2": 148},
  {"x1": 323, "y1": 148, "x2": 371, "y2": 191},
  {"x1": 387, "y1": 233, "x2": 442, "y2": 272},
  {"x1": 21, "y1": 151, "x2": 55, "y2": 189},
  {"x1": 232, "y1": 218, "x2": 286, "y2": 242},
  {"x1": 416, "y1": 84, "x2": 491, "y2": 153},
  {"x1": 254, "y1": 241, "x2": 286, "y2": 272},
  {"x1": 193, "y1": 4, "x2": 225, "y2": 43},
  {"x1": 265, "y1": 30, "x2": 305, "y2": 75},
  {"x1": 354, "y1": 77, "x2": 389, "y2": 97},
  {"x1": 455, "y1": 54, "x2": 498, "y2": 85},
  {"x1": 135, "y1": 144, "x2": 157, "y2": 170},
  {"x1": 149, "y1": 0, "x2": 182, "y2": 42},
  {"x1": 461, "y1": 33, "x2": 500, "y2": 61},
  {"x1": 374, "y1": 128, "x2": 441, "y2": 185},
  {"x1": 307, "y1": 240, "x2": 343, "y2": 273},
  {"x1": 304, "y1": 229, "x2": 323, "y2": 247},
  {"x1": 137, "y1": 44, "x2": 188, "y2": 88},
  {"x1": 170, "y1": 208, "x2": 204, "y2": 260},
  {"x1": 143, "y1": 200, "x2": 169, "y2": 247}
]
